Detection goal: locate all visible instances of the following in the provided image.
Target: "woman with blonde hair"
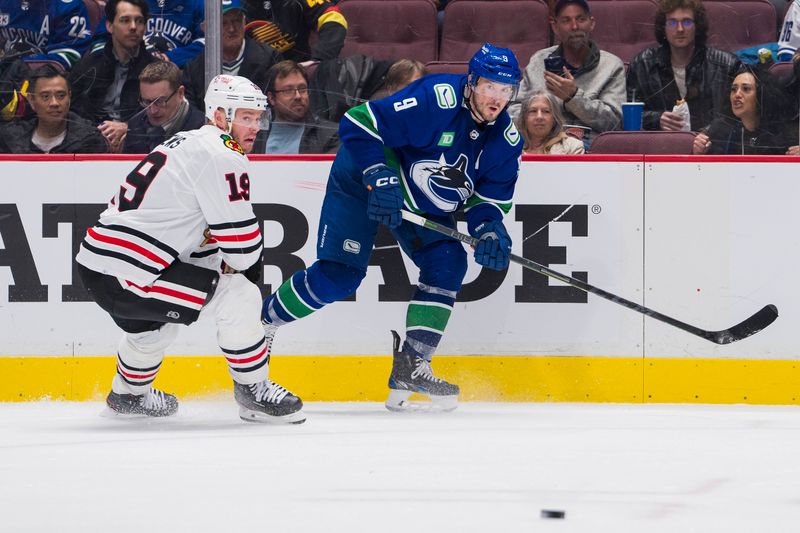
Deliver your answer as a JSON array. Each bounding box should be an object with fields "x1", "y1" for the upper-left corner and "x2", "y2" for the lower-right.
[{"x1": 516, "y1": 90, "x2": 584, "y2": 154}]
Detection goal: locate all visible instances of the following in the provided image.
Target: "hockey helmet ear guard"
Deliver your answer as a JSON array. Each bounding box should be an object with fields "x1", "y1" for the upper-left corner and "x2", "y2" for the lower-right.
[
  {"x1": 468, "y1": 43, "x2": 521, "y2": 100},
  {"x1": 205, "y1": 74, "x2": 270, "y2": 131}
]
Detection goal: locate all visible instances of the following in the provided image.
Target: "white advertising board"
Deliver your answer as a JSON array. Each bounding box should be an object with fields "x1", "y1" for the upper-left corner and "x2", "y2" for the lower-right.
[{"x1": 0, "y1": 157, "x2": 644, "y2": 357}]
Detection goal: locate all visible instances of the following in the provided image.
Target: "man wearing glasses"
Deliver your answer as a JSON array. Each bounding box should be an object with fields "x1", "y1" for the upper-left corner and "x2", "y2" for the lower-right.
[
  {"x1": 626, "y1": 0, "x2": 741, "y2": 131},
  {"x1": 256, "y1": 60, "x2": 339, "y2": 154},
  {"x1": 123, "y1": 61, "x2": 205, "y2": 153},
  {"x1": 0, "y1": 65, "x2": 106, "y2": 153}
]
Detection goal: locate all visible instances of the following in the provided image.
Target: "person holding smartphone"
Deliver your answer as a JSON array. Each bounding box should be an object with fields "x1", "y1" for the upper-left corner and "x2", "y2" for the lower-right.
[{"x1": 509, "y1": 0, "x2": 624, "y2": 147}]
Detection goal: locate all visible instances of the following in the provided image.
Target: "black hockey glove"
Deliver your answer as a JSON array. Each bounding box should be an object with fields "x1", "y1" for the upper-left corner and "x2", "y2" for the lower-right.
[
  {"x1": 363, "y1": 164, "x2": 403, "y2": 229},
  {"x1": 471, "y1": 220, "x2": 511, "y2": 271}
]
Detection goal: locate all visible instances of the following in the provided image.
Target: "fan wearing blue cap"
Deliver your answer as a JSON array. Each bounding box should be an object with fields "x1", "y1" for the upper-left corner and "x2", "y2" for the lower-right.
[{"x1": 260, "y1": 44, "x2": 523, "y2": 413}]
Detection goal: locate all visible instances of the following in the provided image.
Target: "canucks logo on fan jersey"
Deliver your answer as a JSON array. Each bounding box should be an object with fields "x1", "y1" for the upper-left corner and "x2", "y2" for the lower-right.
[{"x1": 410, "y1": 153, "x2": 473, "y2": 212}]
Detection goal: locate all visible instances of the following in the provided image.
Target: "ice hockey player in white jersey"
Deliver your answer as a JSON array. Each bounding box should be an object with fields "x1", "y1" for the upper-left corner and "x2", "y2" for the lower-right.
[{"x1": 76, "y1": 74, "x2": 305, "y2": 424}]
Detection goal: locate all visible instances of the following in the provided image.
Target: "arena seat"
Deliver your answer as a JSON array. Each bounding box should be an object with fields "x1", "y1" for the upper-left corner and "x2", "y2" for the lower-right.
[
  {"x1": 704, "y1": 0, "x2": 777, "y2": 53},
  {"x1": 337, "y1": 0, "x2": 439, "y2": 64},
  {"x1": 769, "y1": 60, "x2": 794, "y2": 80},
  {"x1": 438, "y1": 0, "x2": 549, "y2": 68},
  {"x1": 424, "y1": 61, "x2": 469, "y2": 75},
  {"x1": 587, "y1": 0, "x2": 659, "y2": 65},
  {"x1": 588, "y1": 130, "x2": 696, "y2": 154}
]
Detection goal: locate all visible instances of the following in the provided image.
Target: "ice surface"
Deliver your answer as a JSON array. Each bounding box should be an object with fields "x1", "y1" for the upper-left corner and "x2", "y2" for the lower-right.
[{"x1": 1, "y1": 402, "x2": 799, "y2": 532}]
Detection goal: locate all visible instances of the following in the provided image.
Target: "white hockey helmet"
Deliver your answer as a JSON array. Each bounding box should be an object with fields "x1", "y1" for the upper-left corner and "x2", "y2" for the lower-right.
[{"x1": 204, "y1": 74, "x2": 269, "y2": 130}]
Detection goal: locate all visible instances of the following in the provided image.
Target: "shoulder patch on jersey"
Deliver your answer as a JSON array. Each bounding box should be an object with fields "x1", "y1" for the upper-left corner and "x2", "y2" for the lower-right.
[
  {"x1": 433, "y1": 84, "x2": 457, "y2": 109},
  {"x1": 504, "y1": 121, "x2": 521, "y2": 146},
  {"x1": 220, "y1": 134, "x2": 245, "y2": 155}
]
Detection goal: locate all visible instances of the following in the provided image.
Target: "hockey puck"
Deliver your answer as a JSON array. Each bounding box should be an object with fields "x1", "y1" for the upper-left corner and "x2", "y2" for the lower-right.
[{"x1": 540, "y1": 509, "x2": 566, "y2": 519}]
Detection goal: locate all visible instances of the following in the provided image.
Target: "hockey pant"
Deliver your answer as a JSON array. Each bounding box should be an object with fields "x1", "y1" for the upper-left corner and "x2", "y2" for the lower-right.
[{"x1": 79, "y1": 262, "x2": 269, "y2": 395}]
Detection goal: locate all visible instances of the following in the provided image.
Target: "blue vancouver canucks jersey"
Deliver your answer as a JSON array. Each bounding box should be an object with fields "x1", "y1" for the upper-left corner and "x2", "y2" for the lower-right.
[
  {"x1": 0, "y1": 0, "x2": 92, "y2": 70},
  {"x1": 339, "y1": 73, "x2": 522, "y2": 225},
  {"x1": 91, "y1": 0, "x2": 204, "y2": 67}
]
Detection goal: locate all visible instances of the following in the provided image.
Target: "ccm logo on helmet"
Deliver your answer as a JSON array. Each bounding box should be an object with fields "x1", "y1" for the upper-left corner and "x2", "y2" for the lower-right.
[{"x1": 375, "y1": 176, "x2": 399, "y2": 187}]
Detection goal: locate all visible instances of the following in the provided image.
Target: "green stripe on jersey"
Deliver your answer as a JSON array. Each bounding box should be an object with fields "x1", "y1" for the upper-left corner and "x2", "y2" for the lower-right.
[
  {"x1": 276, "y1": 278, "x2": 316, "y2": 320},
  {"x1": 345, "y1": 103, "x2": 380, "y2": 137},
  {"x1": 406, "y1": 303, "x2": 452, "y2": 332},
  {"x1": 465, "y1": 195, "x2": 513, "y2": 215}
]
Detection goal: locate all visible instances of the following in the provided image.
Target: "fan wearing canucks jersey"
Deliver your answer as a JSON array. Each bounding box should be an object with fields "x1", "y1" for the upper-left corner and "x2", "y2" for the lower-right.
[
  {"x1": 262, "y1": 44, "x2": 523, "y2": 412},
  {"x1": 0, "y1": 0, "x2": 93, "y2": 70}
]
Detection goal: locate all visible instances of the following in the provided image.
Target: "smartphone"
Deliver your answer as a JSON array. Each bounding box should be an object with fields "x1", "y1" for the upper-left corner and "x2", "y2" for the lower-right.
[{"x1": 544, "y1": 55, "x2": 566, "y2": 76}]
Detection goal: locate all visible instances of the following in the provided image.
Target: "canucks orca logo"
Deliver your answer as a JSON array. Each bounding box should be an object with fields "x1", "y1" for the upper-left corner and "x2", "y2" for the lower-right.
[{"x1": 410, "y1": 154, "x2": 473, "y2": 212}]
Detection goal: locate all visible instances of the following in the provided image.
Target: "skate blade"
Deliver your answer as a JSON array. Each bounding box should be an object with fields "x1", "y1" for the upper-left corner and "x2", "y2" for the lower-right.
[
  {"x1": 99, "y1": 407, "x2": 171, "y2": 419},
  {"x1": 385, "y1": 389, "x2": 459, "y2": 413},
  {"x1": 238, "y1": 406, "x2": 306, "y2": 425}
]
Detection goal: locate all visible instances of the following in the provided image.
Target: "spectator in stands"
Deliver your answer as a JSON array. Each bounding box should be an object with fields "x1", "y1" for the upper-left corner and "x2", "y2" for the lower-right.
[
  {"x1": 0, "y1": 65, "x2": 107, "y2": 153},
  {"x1": 626, "y1": 0, "x2": 741, "y2": 132},
  {"x1": 243, "y1": 0, "x2": 347, "y2": 64},
  {"x1": 0, "y1": 0, "x2": 93, "y2": 71},
  {"x1": 308, "y1": 54, "x2": 394, "y2": 122},
  {"x1": 90, "y1": 0, "x2": 205, "y2": 68},
  {"x1": 693, "y1": 65, "x2": 798, "y2": 155},
  {"x1": 183, "y1": 0, "x2": 282, "y2": 111},
  {"x1": 123, "y1": 61, "x2": 204, "y2": 153},
  {"x1": 516, "y1": 90, "x2": 585, "y2": 154},
  {"x1": 69, "y1": 0, "x2": 157, "y2": 152},
  {"x1": 369, "y1": 59, "x2": 429, "y2": 100},
  {"x1": 254, "y1": 60, "x2": 339, "y2": 154},
  {"x1": 511, "y1": 0, "x2": 624, "y2": 146}
]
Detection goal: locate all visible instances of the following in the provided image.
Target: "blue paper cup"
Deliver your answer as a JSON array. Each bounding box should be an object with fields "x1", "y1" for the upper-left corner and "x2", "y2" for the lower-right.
[{"x1": 622, "y1": 102, "x2": 644, "y2": 131}]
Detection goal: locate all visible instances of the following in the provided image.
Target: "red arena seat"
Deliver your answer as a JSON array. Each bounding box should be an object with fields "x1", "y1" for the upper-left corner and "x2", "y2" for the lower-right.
[
  {"x1": 439, "y1": 0, "x2": 549, "y2": 68},
  {"x1": 587, "y1": 0, "x2": 659, "y2": 65},
  {"x1": 337, "y1": 0, "x2": 439, "y2": 63},
  {"x1": 704, "y1": 0, "x2": 777, "y2": 53},
  {"x1": 589, "y1": 130, "x2": 696, "y2": 154}
]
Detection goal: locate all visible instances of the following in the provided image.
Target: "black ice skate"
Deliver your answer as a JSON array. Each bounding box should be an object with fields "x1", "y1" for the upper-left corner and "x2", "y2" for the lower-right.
[
  {"x1": 234, "y1": 379, "x2": 306, "y2": 424},
  {"x1": 106, "y1": 387, "x2": 179, "y2": 417},
  {"x1": 386, "y1": 330, "x2": 460, "y2": 412}
]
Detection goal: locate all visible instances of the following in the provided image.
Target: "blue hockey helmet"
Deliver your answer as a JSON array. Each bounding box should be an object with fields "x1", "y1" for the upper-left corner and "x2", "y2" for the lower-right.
[{"x1": 468, "y1": 43, "x2": 522, "y2": 87}]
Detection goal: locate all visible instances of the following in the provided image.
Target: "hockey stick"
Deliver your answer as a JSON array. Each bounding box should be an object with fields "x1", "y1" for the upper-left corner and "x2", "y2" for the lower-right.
[{"x1": 400, "y1": 210, "x2": 778, "y2": 345}]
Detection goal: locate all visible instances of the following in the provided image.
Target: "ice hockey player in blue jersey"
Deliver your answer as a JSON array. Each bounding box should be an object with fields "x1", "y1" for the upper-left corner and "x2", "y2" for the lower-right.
[
  {"x1": 261, "y1": 43, "x2": 523, "y2": 412},
  {"x1": 90, "y1": 0, "x2": 204, "y2": 67},
  {"x1": 0, "y1": 0, "x2": 93, "y2": 70}
]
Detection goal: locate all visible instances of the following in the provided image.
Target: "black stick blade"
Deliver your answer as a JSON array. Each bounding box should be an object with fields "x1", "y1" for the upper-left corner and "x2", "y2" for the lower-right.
[{"x1": 709, "y1": 304, "x2": 779, "y2": 345}]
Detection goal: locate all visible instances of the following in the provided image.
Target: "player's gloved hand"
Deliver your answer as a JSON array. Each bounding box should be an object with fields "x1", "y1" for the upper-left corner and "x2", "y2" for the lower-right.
[
  {"x1": 363, "y1": 164, "x2": 403, "y2": 228},
  {"x1": 471, "y1": 220, "x2": 511, "y2": 270}
]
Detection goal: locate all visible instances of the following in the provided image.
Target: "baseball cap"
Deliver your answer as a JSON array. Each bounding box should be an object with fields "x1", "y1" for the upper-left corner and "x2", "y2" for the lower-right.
[
  {"x1": 222, "y1": 0, "x2": 247, "y2": 14},
  {"x1": 553, "y1": 0, "x2": 590, "y2": 16}
]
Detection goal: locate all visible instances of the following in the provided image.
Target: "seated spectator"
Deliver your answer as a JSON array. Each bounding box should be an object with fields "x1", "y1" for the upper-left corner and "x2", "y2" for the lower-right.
[
  {"x1": 254, "y1": 60, "x2": 339, "y2": 154},
  {"x1": 516, "y1": 90, "x2": 585, "y2": 154},
  {"x1": 369, "y1": 59, "x2": 429, "y2": 100},
  {"x1": 0, "y1": 65, "x2": 107, "y2": 153},
  {"x1": 69, "y1": 0, "x2": 157, "y2": 152},
  {"x1": 89, "y1": 0, "x2": 205, "y2": 68},
  {"x1": 510, "y1": 0, "x2": 625, "y2": 146},
  {"x1": 693, "y1": 66, "x2": 799, "y2": 155},
  {"x1": 0, "y1": 0, "x2": 93, "y2": 71},
  {"x1": 626, "y1": 0, "x2": 741, "y2": 132},
  {"x1": 183, "y1": 0, "x2": 281, "y2": 111},
  {"x1": 243, "y1": 0, "x2": 347, "y2": 64},
  {"x1": 123, "y1": 61, "x2": 204, "y2": 153}
]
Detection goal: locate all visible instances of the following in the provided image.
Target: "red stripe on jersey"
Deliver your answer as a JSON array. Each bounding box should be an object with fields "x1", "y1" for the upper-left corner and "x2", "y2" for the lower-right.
[
  {"x1": 225, "y1": 344, "x2": 267, "y2": 365},
  {"x1": 126, "y1": 280, "x2": 206, "y2": 306},
  {"x1": 117, "y1": 364, "x2": 159, "y2": 380},
  {"x1": 87, "y1": 227, "x2": 171, "y2": 268},
  {"x1": 211, "y1": 228, "x2": 261, "y2": 242}
]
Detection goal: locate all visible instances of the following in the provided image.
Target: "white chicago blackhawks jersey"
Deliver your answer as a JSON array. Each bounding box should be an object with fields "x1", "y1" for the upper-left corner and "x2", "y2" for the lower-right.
[{"x1": 77, "y1": 125, "x2": 263, "y2": 286}]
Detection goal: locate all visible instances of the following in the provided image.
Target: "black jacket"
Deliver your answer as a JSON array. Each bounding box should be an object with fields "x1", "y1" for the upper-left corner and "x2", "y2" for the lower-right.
[
  {"x1": 123, "y1": 103, "x2": 206, "y2": 154},
  {"x1": 0, "y1": 111, "x2": 108, "y2": 153},
  {"x1": 243, "y1": 0, "x2": 346, "y2": 62},
  {"x1": 253, "y1": 114, "x2": 340, "y2": 154},
  {"x1": 705, "y1": 117, "x2": 797, "y2": 155},
  {"x1": 309, "y1": 54, "x2": 394, "y2": 122},
  {"x1": 183, "y1": 37, "x2": 283, "y2": 111},
  {"x1": 68, "y1": 41, "x2": 157, "y2": 124},
  {"x1": 626, "y1": 45, "x2": 741, "y2": 131}
]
